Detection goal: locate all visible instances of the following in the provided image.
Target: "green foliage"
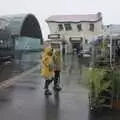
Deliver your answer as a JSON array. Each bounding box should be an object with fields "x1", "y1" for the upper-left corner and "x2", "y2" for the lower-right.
[
  {"x1": 84, "y1": 68, "x2": 112, "y2": 107},
  {"x1": 89, "y1": 68, "x2": 111, "y2": 97},
  {"x1": 84, "y1": 67, "x2": 120, "y2": 108},
  {"x1": 111, "y1": 70, "x2": 120, "y2": 98}
]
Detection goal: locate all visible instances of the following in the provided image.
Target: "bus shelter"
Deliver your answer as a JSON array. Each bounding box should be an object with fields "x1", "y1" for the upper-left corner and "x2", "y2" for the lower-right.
[{"x1": 0, "y1": 13, "x2": 43, "y2": 62}]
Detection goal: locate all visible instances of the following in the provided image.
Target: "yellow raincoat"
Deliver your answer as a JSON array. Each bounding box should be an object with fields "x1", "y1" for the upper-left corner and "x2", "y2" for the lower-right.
[
  {"x1": 41, "y1": 48, "x2": 54, "y2": 80},
  {"x1": 53, "y1": 49, "x2": 62, "y2": 71}
]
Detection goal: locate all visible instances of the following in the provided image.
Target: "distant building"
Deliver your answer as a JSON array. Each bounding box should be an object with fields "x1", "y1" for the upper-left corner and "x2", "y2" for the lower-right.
[
  {"x1": 104, "y1": 24, "x2": 120, "y2": 36},
  {"x1": 103, "y1": 24, "x2": 120, "y2": 52},
  {"x1": 46, "y1": 12, "x2": 103, "y2": 53}
]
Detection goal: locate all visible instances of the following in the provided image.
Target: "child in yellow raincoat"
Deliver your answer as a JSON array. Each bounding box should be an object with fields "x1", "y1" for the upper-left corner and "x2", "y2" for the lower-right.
[
  {"x1": 41, "y1": 47, "x2": 54, "y2": 95},
  {"x1": 53, "y1": 48, "x2": 62, "y2": 91}
]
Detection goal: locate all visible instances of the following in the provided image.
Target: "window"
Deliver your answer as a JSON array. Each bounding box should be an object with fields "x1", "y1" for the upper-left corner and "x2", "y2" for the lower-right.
[
  {"x1": 89, "y1": 23, "x2": 94, "y2": 31},
  {"x1": 77, "y1": 24, "x2": 82, "y2": 31},
  {"x1": 58, "y1": 24, "x2": 63, "y2": 31},
  {"x1": 64, "y1": 24, "x2": 72, "y2": 31},
  {"x1": 15, "y1": 37, "x2": 41, "y2": 50},
  {"x1": 85, "y1": 39, "x2": 88, "y2": 44}
]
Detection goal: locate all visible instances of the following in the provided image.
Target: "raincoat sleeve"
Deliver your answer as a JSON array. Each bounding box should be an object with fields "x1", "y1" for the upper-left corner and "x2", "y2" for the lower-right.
[
  {"x1": 41, "y1": 56, "x2": 49, "y2": 67},
  {"x1": 41, "y1": 55, "x2": 54, "y2": 79},
  {"x1": 41, "y1": 56, "x2": 54, "y2": 71}
]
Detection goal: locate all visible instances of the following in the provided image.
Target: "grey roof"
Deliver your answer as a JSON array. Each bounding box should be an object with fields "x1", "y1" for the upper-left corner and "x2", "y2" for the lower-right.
[
  {"x1": 0, "y1": 14, "x2": 43, "y2": 42},
  {"x1": 46, "y1": 12, "x2": 102, "y2": 23}
]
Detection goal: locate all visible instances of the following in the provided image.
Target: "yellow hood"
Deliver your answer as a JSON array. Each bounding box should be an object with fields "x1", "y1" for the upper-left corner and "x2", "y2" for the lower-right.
[{"x1": 44, "y1": 47, "x2": 53, "y2": 55}]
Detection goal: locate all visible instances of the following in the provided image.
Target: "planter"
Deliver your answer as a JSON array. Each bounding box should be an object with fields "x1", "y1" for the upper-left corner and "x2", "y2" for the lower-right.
[
  {"x1": 112, "y1": 100, "x2": 120, "y2": 110},
  {"x1": 84, "y1": 66, "x2": 120, "y2": 111}
]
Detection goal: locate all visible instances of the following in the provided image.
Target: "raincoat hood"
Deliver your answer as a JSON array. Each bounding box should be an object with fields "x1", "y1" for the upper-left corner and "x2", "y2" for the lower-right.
[{"x1": 44, "y1": 47, "x2": 53, "y2": 55}]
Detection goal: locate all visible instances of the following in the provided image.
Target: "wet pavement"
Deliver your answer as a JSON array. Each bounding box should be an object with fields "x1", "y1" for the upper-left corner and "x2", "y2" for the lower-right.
[
  {"x1": 0, "y1": 52, "x2": 40, "y2": 82},
  {"x1": 0, "y1": 54, "x2": 120, "y2": 120}
]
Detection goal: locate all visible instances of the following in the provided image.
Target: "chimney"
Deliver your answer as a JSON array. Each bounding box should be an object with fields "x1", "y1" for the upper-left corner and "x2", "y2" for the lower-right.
[{"x1": 97, "y1": 12, "x2": 102, "y2": 19}]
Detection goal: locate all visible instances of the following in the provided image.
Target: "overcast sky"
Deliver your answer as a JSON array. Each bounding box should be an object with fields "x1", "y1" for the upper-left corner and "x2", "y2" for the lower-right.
[{"x1": 0, "y1": 0, "x2": 119, "y2": 39}]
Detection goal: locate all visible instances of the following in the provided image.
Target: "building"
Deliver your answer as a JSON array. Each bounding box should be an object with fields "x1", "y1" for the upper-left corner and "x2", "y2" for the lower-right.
[
  {"x1": 103, "y1": 24, "x2": 120, "y2": 50},
  {"x1": 91, "y1": 24, "x2": 120, "y2": 62},
  {"x1": 104, "y1": 24, "x2": 120, "y2": 36},
  {"x1": 0, "y1": 13, "x2": 43, "y2": 62},
  {"x1": 46, "y1": 12, "x2": 103, "y2": 53}
]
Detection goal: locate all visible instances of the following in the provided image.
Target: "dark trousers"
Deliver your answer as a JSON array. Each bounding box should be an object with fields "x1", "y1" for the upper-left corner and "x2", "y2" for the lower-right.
[
  {"x1": 44, "y1": 79, "x2": 53, "y2": 89},
  {"x1": 54, "y1": 71, "x2": 60, "y2": 86}
]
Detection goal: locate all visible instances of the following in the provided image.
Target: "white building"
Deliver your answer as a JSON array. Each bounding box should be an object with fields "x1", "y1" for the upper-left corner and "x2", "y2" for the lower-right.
[{"x1": 46, "y1": 12, "x2": 103, "y2": 53}]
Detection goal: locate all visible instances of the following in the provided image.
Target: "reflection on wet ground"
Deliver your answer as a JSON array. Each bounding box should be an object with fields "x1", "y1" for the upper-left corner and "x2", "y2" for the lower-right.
[
  {"x1": 0, "y1": 54, "x2": 120, "y2": 120},
  {"x1": 58, "y1": 55, "x2": 120, "y2": 120},
  {"x1": 44, "y1": 92, "x2": 60, "y2": 120}
]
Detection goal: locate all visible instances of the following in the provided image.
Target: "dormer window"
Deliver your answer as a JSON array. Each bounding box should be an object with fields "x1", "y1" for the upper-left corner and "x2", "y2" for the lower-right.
[
  {"x1": 77, "y1": 24, "x2": 82, "y2": 31},
  {"x1": 58, "y1": 24, "x2": 63, "y2": 31},
  {"x1": 64, "y1": 23, "x2": 72, "y2": 31},
  {"x1": 89, "y1": 23, "x2": 94, "y2": 31}
]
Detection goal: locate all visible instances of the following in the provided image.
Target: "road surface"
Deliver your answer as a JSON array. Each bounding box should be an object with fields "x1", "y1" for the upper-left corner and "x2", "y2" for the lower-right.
[{"x1": 0, "y1": 54, "x2": 119, "y2": 120}]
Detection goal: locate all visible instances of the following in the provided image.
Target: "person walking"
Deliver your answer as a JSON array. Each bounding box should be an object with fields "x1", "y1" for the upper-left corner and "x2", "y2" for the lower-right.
[
  {"x1": 53, "y1": 49, "x2": 62, "y2": 91},
  {"x1": 41, "y1": 47, "x2": 54, "y2": 95}
]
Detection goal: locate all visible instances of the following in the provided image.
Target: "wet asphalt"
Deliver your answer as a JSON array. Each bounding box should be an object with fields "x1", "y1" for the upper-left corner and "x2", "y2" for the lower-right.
[{"x1": 0, "y1": 54, "x2": 120, "y2": 120}]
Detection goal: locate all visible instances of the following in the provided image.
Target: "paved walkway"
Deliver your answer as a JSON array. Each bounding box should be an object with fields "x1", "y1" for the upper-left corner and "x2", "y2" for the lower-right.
[{"x1": 0, "y1": 55, "x2": 119, "y2": 120}]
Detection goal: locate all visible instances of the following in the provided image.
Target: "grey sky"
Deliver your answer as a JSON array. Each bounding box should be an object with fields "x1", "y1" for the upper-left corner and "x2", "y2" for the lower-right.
[{"x1": 0, "y1": 0, "x2": 119, "y2": 39}]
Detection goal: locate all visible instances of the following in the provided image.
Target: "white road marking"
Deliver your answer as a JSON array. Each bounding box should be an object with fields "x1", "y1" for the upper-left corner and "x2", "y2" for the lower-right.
[{"x1": 0, "y1": 65, "x2": 39, "y2": 89}]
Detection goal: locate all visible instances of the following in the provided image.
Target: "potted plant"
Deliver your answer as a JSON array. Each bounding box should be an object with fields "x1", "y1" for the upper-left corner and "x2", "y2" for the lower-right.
[{"x1": 87, "y1": 68, "x2": 112, "y2": 110}]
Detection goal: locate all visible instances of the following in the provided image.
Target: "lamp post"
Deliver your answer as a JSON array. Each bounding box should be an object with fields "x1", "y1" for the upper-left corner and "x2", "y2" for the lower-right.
[{"x1": 110, "y1": 28, "x2": 113, "y2": 68}]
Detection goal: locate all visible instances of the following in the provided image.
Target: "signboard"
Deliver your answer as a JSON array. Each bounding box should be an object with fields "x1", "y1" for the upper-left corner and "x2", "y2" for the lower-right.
[
  {"x1": 69, "y1": 37, "x2": 83, "y2": 42},
  {"x1": 70, "y1": 37, "x2": 83, "y2": 43},
  {"x1": 48, "y1": 34, "x2": 60, "y2": 39}
]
